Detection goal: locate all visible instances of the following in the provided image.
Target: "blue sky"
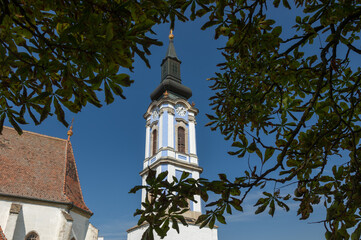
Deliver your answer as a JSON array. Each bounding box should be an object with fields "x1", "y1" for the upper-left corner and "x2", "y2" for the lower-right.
[{"x1": 3, "y1": 9, "x2": 331, "y2": 240}]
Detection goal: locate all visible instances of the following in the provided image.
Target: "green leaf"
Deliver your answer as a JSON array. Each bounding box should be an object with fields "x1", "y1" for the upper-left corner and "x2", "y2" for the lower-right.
[
  {"x1": 172, "y1": 219, "x2": 180, "y2": 233},
  {"x1": 255, "y1": 148, "x2": 263, "y2": 161},
  {"x1": 351, "y1": 222, "x2": 361, "y2": 240},
  {"x1": 247, "y1": 142, "x2": 257, "y2": 153},
  {"x1": 272, "y1": 26, "x2": 282, "y2": 36},
  {"x1": 0, "y1": 113, "x2": 5, "y2": 134},
  {"x1": 282, "y1": 0, "x2": 291, "y2": 9},
  {"x1": 216, "y1": 214, "x2": 226, "y2": 224},
  {"x1": 112, "y1": 73, "x2": 132, "y2": 86},
  {"x1": 255, "y1": 203, "x2": 268, "y2": 214},
  {"x1": 269, "y1": 200, "x2": 275, "y2": 217},
  {"x1": 40, "y1": 97, "x2": 52, "y2": 123},
  {"x1": 264, "y1": 148, "x2": 275, "y2": 162},
  {"x1": 8, "y1": 114, "x2": 23, "y2": 135},
  {"x1": 104, "y1": 82, "x2": 114, "y2": 104},
  {"x1": 199, "y1": 215, "x2": 211, "y2": 229},
  {"x1": 157, "y1": 171, "x2": 168, "y2": 181},
  {"x1": 273, "y1": 0, "x2": 281, "y2": 7},
  {"x1": 53, "y1": 98, "x2": 68, "y2": 127},
  {"x1": 208, "y1": 215, "x2": 216, "y2": 229},
  {"x1": 195, "y1": 214, "x2": 208, "y2": 225}
]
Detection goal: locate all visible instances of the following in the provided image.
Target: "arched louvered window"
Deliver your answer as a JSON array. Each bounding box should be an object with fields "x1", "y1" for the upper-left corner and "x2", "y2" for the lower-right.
[
  {"x1": 178, "y1": 127, "x2": 185, "y2": 153},
  {"x1": 152, "y1": 129, "x2": 157, "y2": 156},
  {"x1": 25, "y1": 231, "x2": 39, "y2": 240}
]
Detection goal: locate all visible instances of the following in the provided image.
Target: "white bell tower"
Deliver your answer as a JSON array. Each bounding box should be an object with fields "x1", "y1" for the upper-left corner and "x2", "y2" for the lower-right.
[{"x1": 127, "y1": 31, "x2": 218, "y2": 240}]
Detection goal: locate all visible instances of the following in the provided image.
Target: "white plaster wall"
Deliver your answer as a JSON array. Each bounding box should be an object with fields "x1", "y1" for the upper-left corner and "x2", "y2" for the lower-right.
[
  {"x1": 0, "y1": 200, "x2": 11, "y2": 229},
  {"x1": 85, "y1": 223, "x2": 98, "y2": 240},
  {"x1": 141, "y1": 175, "x2": 147, "y2": 209},
  {"x1": 128, "y1": 223, "x2": 218, "y2": 240},
  {"x1": 70, "y1": 211, "x2": 90, "y2": 240},
  {"x1": 127, "y1": 224, "x2": 148, "y2": 240},
  {"x1": 145, "y1": 125, "x2": 150, "y2": 158},
  {"x1": 168, "y1": 111, "x2": 174, "y2": 148},
  {"x1": 190, "y1": 156, "x2": 198, "y2": 165},
  {"x1": 189, "y1": 121, "x2": 196, "y2": 155},
  {"x1": 0, "y1": 200, "x2": 97, "y2": 240},
  {"x1": 159, "y1": 111, "x2": 163, "y2": 151},
  {"x1": 168, "y1": 165, "x2": 175, "y2": 181},
  {"x1": 9, "y1": 200, "x2": 64, "y2": 240}
]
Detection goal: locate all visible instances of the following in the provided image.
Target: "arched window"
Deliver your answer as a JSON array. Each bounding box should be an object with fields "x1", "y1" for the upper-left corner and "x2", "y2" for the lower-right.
[
  {"x1": 178, "y1": 127, "x2": 185, "y2": 153},
  {"x1": 152, "y1": 129, "x2": 157, "y2": 156},
  {"x1": 25, "y1": 231, "x2": 39, "y2": 240}
]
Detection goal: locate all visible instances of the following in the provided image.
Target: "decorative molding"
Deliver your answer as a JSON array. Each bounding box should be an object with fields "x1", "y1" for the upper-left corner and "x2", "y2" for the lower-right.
[
  {"x1": 160, "y1": 107, "x2": 175, "y2": 115},
  {"x1": 149, "y1": 120, "x2": 158, "y2": 128},
  {"x1": 144, "y1": 148, "x2": 199, "y2": 162},
  {"x1": 188, "y1": 115, "x2": 195, "y2": 122},
  {"x1": 175, "y1": 118, "x2": 188, "y2": 124},
  {"x1": 144, "y1": 98, "x2": 199, "y2": 119},
  {"x1": 140, "y1": 158, "x2": 203, "y2": 176}
]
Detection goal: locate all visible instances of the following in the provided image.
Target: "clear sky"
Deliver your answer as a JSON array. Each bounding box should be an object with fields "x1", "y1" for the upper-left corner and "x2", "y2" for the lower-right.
[{"x1": 4, "y1": 9, "x2": 329, "y2": 240}]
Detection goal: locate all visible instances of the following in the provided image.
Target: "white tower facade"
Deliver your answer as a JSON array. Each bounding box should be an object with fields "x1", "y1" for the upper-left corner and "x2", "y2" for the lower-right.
[{"x1": 127, "y1": 32, "x2": 218, "y2": 240}]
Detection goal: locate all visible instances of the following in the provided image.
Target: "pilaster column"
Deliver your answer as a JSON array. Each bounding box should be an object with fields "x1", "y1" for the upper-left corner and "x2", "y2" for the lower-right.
[
  {"x1": 4, "y1": 203, "x2": 22, "y2": 239},
  {"x1": 158, "y1": 110, "x2": 163, "y2": 151},
  {"x1": 145, "y1": 120, "x2": 150, "y2": 159},
  {"x1": 162, "y1": 110, "x2": 168, "y2": 148},
  {"x1": 58, "y1": 211, "x2": 73, "y2": 240},
  {"x1": 168, "y1": 108, "x2": 175, "y2": 149},
  {"x1": 188, "y1": 117, "x2": 197, "y2": 155}
]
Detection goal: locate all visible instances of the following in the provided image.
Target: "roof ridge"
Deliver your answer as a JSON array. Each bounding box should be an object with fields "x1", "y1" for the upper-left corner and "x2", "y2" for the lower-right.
[
  {"x1": 3, "y1": 126, "x2": 67, "y2": 142},
  {"x1": 0, "y1": 226, "x2": 7, "y2": 240},
  {"x1": 68, "y1": 142, "x2": 88, "y2": 206},
  {"x1": 63, "y1": 141, "x2": 92, "y2": 215},
  {"x1": 62, "y1": 140, "x2": 70, "y2": 201}
]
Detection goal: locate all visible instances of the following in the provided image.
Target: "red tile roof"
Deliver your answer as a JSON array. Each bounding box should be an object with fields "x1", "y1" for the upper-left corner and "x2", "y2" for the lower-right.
[
  {"x1": 0, "y1": 127, "x2": 92, "y2": 215},
  {"x1": 0, "y1": 226, "x2": 7, "y2": 240}
]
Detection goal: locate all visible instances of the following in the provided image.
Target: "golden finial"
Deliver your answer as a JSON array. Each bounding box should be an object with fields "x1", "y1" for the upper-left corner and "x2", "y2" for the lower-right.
[
  {"x1": 164, "y1": 90, "x2": 169, "y2": 98},
  {"x1": 169, "y1": 29, "x2": 174, "y2": 40},
  {"x1": 67, "y1": 118, "x2": 74, "y2": 141},
  {"x1": 191, "y1": 101, "x2": 195, "y2": 107}
]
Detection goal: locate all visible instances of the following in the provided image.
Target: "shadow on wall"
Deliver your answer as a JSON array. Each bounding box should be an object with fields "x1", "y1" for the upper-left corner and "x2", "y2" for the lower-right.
[{"x1": 12, "y1": 209, "x2": 26, "y2": 239}]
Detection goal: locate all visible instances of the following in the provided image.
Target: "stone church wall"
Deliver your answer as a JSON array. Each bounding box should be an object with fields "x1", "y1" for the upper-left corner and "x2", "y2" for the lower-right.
[
  {"x1": 127, "y1": 223, "x2": 218, "y2": 240},
  {"x1": 0, "y1": 199, "x2": 97, "y2": 240}
]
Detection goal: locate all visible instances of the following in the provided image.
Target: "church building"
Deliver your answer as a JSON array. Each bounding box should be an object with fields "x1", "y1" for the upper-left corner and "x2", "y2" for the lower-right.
[
  {"x1": 127, "y1": 31, "x2": 218, "y2": 240},
  {"x1": 0, "y1": 126, "x2": 98, "y2": 240}
]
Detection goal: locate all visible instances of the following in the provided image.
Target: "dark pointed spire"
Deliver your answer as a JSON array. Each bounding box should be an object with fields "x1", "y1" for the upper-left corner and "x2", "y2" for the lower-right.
[
  {"x1": 150, "y1": 30, "x2": 192, "y2": 101},
  {"x1": 164, "y1": 30, "x2": 178, "y2": 60}
]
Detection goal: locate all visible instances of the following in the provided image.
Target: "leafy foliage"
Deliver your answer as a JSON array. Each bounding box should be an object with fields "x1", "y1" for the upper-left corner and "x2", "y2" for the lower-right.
[
  {"x1": 0, "y1": 0, "x2": 192, "y2": 133},
  {"x1": 131, "y1": 0, "x2": 361, "y2": 239},
  {"x1": 2, "y1": 0, "x2": 361, "y2": 239}
]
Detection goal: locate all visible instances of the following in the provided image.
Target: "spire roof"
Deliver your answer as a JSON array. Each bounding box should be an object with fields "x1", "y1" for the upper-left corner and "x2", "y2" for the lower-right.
[
  {"x1": 150, "y1": 30, "x2": 192, "y2": 101},
  {"x1": 164, "y1": 30, "x2": 179, "y2": 60}
]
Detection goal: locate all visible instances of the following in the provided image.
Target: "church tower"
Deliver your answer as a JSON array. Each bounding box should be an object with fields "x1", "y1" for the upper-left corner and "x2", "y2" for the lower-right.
[{"x1": 127, "y1": 31, "x2": 218, "y2": 240}]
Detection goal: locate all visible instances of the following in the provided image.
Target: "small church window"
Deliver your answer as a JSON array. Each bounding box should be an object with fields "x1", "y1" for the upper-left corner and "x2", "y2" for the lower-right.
[
  {"x1": 152, "y1": 129, "x2": 157, "y2": 156},
  {"x1": 25, "y1": 231, "x2": 39, "y2": 240},
  {"x1": 162, "y1": 64, "x2": 166, "y2": 78},
  {"x1": 171, "y1": 62, "x2": 178, "y2": 75},
  {"x1": 178, "y1": 127, "x2": 185, "y2": 153}
]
